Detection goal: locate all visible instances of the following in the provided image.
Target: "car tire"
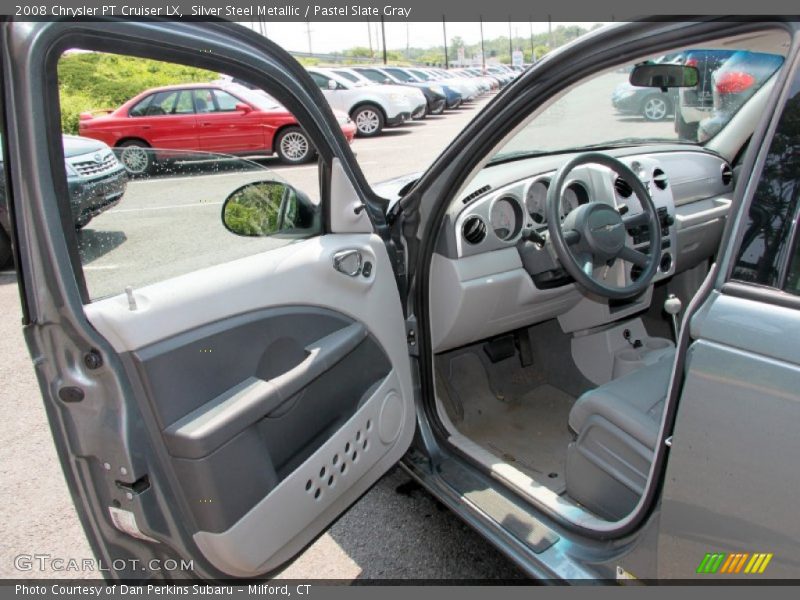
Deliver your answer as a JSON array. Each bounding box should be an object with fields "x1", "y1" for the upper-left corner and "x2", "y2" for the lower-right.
[
  {"x1": 0, "y1": 226, "x2": 13, "y2": 270},
  {"x1": 449, "y1": 98, "x2": 463, "y2": 110},
  {"x1": 117, "y1": 140, "x2": 153, "y2": 176},
  {"x1": 641, "y1": 95, "x2": 670, "y2": 121},
  {"x1": 675, "y1": 111, "x2": 699, "y2": 141},
  {"x1": 275, "y1": 127, "x2": 316, "y2": 164},
  {"x1": 430, "y1": 102, "x2": 445, "y2": 116},
  {"x1": 351, "y1": 105, "x2": 384, "y2": 137}
]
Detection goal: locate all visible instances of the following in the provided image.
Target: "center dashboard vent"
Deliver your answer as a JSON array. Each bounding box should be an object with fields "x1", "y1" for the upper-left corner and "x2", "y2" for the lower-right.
[
  {"x1": 653, "y1": 168, "x2": 668, "y2": 190},
  {"x1": 721, "y1": 164, "x2": 734, "y2": 186},
  {"x1": 462, "y1": 215, "x2": 487, "y2": 245},
  {"x1": 614, "y1": 177, "x2": 633, "y2": 198}
]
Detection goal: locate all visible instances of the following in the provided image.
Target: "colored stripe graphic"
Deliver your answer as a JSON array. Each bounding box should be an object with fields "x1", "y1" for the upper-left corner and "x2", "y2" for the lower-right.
[{"x1": 698, "y1": 552, "x2": 773, "y2": 574}]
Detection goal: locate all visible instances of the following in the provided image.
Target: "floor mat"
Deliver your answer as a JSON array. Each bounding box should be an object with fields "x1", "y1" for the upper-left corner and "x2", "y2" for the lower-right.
[{"x1": 445, "y1": 353, "x2": 575, "y2": 494}]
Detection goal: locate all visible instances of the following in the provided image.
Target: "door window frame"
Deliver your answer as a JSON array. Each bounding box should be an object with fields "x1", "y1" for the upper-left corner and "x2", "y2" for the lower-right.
[{"x1": 5, "y1": 21, "x2": 383, "y2": 308}]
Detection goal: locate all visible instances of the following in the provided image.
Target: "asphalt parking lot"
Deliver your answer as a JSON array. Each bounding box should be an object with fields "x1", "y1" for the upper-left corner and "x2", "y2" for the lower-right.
[{"x1": 0, "y1": 70, "x2": 675, "y2": 580}]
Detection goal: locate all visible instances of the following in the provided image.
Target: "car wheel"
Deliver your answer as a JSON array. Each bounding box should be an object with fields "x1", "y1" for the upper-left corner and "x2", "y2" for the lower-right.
[
  {"x1": 117, "y1": 140, "x2": 153, "y2": 176},
  {"x1": 351, "y1": 105, "x2": 384, "y2": 137},
  {"x1": 275, "y1": 127, "x2": 316, "y2": 164},
  {"x1": 430, "y1": 102, "x2": 445, "y2": 116},
  {"x1": 642, "y1": 95, "x2": 670, "y2": 121},
  {"x1": 0, "y1": 226, "x2": 13, "y2": 269},
  {"x1": 449, "y1": 98, "x2": 463, "y2": 110}
]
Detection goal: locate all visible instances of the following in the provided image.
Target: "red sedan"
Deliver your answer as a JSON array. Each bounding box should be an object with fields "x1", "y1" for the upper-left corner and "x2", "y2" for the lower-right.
[{"x1": 78, "y1": 82, "x2": 357, "y2": 173}]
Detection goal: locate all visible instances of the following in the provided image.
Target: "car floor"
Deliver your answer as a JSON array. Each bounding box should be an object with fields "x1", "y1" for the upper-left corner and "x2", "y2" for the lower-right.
[{"x1": 435, "y1": 319, "x2": 595, "y2": 495}]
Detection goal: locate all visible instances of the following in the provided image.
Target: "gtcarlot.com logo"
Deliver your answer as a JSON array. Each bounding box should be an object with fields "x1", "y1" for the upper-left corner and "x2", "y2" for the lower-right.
[
  {"x1": 14, "y1": 553, "x2": 193, "y2": 573},
  {"x1": 696, "y1": 552, "x2": 773, "y2": 575}
]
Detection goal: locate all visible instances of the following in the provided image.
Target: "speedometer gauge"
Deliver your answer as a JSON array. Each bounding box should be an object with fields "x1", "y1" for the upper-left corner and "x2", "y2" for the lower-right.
[
  {"x1": 490, "y1": 197, "x2": 522, "y2": 241},
  {"x1": 526, "y1": 181, "x2": 549, "y2": 224}
]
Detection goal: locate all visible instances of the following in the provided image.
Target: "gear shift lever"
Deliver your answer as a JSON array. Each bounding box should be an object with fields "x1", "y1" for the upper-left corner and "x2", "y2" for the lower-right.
[{"x1": 664, "y1": 294, "x2": 682, "y2": 341}]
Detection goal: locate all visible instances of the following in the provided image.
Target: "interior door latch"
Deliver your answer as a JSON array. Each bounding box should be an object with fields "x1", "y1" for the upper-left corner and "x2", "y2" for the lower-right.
[{"x1": 333, "y1": 249, "x2": 363, "y2": 277}]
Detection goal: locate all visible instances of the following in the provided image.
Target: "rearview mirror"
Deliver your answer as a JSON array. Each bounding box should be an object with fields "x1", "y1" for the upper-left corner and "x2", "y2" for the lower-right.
[
  {"x1": 221, "y1": 181, "x2": 320, "y2": 237},
  {"x1": 629, "y1": 64, "x2": 699, "y2": 88},
  {"x1": 235, "y1": 103, "x2": 253, "y2": 113}
]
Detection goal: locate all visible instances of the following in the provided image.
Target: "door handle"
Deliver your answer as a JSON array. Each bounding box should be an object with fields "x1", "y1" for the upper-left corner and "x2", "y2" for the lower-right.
[{"x1": 332, "y1": 249, "x2": 363, "y2": 277}]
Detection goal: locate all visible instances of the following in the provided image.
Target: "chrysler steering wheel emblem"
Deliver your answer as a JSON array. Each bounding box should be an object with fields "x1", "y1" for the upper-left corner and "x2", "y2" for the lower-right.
[{"x1": 592, "y1": 222, "x2": 622, "y2": 233}]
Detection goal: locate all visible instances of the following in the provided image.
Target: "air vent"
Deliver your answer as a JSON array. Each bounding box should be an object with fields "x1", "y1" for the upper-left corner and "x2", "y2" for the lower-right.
[
  {"x1": 614, "y1": 177, "x2": 633, "y2": 198},
  {"x1": 721, "y1": 164, "x2": 733, "y2": 186},
  {"x1": 462, "y1": 185, "x2": 491, "y2": 204},
  {"x1": 462, "y1": 215, "x2": 487, "y2": 245},
  {"x1": 653, "y1": 168, "x2": 668, "y2": 190}
]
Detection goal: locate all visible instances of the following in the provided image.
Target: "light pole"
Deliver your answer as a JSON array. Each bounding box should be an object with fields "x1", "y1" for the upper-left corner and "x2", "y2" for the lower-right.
[
  {"x1": 442, "y1": 16, "x2": 448, "y2": 68},
  {"x1": 479, "y1": 16, "x2": 486, "y2": 72},
  {"x1": 380, "y1": 14, "x2": 387, "y2": 65}
]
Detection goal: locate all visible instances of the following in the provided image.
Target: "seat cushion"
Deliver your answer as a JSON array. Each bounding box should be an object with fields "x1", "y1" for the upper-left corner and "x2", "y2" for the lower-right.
[{"x1": 568, "y1": 349, "x2": 675, "y2": 450}]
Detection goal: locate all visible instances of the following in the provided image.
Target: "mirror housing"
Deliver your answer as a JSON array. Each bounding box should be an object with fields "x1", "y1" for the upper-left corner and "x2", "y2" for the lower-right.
[
  {"x1": 221, "y1": 181, "x2": 320, "y2": 237},
  {"x1": 630, "y1": 64, "x2": 699, "y2": 89},
  {"x1": 235, "y1": 103, "x2": 253, "y2": 113},
  {"x1": 327, "y1": 79, "x2": 339, "y2": 90}
]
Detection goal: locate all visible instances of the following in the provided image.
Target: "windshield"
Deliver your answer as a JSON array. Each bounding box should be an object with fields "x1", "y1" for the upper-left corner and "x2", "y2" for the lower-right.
[{"x1": 491, "y1": 46, "x2": 785, "y2": 163}]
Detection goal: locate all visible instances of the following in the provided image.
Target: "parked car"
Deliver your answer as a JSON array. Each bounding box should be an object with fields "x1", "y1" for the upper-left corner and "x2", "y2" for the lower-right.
[
  {"x1": 326, "y1": 67, "x2": 428, "y2": 120},
  {"x1": 405, "y1": 67, "x2": 481, "y2": 102},
  {"x1": 306, "y1": 67, "x2": 413, "y2": 137},
  {"x1": 698, "y1": 51, "x2": 786, "y2": 141},
  {"x1": 0, "y1": 134, "x2": 127, "y2": 268},
  {"x1": 7, "y1": 19, "x2": 800, "y2": 583},
  {"x1": 674, "y1": 49, "x2": 736, "y2": 139},
  {"x1": 78, "y1": 82, "x2": 355, "y2": 173},
  {"x1": 612, "y1": 81, "x2": 674, "y2": 120},
  {"x1": 352, "y1": 66, "x2": 448, "y2": 115},
  {"x1": 377, "y1": 66, "x2": 464, "y2": 109}
]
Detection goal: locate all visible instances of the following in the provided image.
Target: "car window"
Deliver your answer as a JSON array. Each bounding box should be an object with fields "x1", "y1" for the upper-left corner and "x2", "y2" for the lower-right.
[
  {"x1": 211, "y1": 90, "x2": 241, "y2": 112},
  {"x1": 309, "y1": 72, "x2": 331, "y2": 89},
  {"x1": 58, "y1": 50, "x2": 323, "y2": 301},
  {"x1": 732, "y1": 70, "x2": 800, "y2": 292},
  {"x1": 358, "y1": 69, "x2": 385, "y2": 83},
  {"x1": 128, "y1": 95, "x2": 153, "y2": 117},
  {"x1": 145, "y1": 91, "x2": 179, "y2": 116},
  {"x1": 384, "y1": 68, "x2": 410, "y2": 81},
  {"x1": 173, "y1": 90, "x2": 195, "y2": 114}
]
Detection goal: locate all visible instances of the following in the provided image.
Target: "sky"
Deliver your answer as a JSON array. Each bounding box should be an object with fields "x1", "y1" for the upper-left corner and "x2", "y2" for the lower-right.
[{"x1": 241, "y1": 21, "x2": 604, "y2": 54}]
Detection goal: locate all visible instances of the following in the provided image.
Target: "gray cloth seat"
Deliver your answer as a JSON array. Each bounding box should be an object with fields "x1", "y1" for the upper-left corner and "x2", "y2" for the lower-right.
[{"x1": 565, "y1": 351, "x2": 674, "y2": 520}]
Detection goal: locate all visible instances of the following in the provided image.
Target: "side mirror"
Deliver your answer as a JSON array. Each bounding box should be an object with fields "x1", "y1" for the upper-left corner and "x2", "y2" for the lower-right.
[
  {"x1": 327, "y1": 79, "x2": 339, "y2": 90},
  {"x1": 629, "y1": 64, "x2": 699, "y2": 89},
  {"x1": 221, "y1": 181, "x2": 320, "y2": 237},
  {"x1": 384, "y1": 78, "x2": 392, "y2": 84},
  {"x1": 235, "y1": 103, "x2": 253, "y2": 113}
]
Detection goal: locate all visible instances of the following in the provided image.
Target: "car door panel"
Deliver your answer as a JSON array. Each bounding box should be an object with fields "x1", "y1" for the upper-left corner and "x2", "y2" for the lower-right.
[
  {"x1": 81, "y1": 233, "x2": 414, "y2": 576},
  {"x1": 2, "y1": 20, "x2": 413, "y2": 579}
]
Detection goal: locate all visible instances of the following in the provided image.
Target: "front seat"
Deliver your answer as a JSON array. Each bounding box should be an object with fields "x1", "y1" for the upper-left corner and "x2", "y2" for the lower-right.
[{"x1": 565, "y1": 351, "x2": 674, "y2": 520}]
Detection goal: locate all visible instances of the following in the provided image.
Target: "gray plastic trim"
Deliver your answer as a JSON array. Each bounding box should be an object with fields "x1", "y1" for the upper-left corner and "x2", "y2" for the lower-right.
[{"x1": 193, "y1": 371, "x2": 407, "y2": 576}]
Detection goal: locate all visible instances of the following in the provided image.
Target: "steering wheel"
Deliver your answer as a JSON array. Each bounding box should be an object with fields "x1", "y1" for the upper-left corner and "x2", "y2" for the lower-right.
[{"x1": 546, "y1": 152, "x2": 661, "y2": 299}]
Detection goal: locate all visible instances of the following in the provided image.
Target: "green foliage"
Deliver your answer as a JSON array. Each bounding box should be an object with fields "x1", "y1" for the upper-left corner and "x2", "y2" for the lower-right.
[
  {"x1": 58, "y1": 52, "x2": 217, "y2": 134},
  {"x1": 223, "y1": 183, "x2": 286, "y2": 236}
]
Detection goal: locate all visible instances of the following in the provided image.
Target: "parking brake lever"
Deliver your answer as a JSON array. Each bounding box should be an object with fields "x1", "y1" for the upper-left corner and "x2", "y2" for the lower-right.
[{"x1": 664, "y1": 294, "x2": 682, "y2": 341}]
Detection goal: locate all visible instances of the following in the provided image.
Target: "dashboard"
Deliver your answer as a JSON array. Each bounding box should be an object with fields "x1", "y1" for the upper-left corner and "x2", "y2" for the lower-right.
[{"x1": 430, "y1": 147, "x2": 734, "y2": 352}]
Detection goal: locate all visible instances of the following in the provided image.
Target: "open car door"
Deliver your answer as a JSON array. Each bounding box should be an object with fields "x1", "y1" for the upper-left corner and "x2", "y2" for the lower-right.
[{"x1": 1, "y1": 20, "x2": 415, "y2": 578}]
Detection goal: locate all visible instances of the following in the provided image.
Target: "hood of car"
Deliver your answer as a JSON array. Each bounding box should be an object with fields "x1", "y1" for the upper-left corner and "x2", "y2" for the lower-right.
[
  {"x1": 61, "y1": 134, "x2": 109, "y2": 158},
  {"x1": 372, "y1": 171, "x2": 422, "y2": 209}
]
